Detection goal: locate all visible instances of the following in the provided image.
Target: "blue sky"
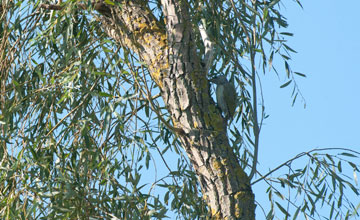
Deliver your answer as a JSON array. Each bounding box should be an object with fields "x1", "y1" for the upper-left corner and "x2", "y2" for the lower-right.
[
  {"x1": 141, "y1": 1, "x2": 360, "y2": 218},
  {"x1": 259, "y1": 0, "x2": 360, "y2": 172},
  {"x1": 5, "y1": 0, "x2": 359, "y2": 218},
  {"x1": 253, "y1": 0, "x2": 360, "y2": 217}
]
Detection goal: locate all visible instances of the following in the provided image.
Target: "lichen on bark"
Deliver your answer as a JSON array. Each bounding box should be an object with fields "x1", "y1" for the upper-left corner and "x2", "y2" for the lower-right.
[{"x1": 98, "y1": 0, "x2": 256, "y2": 218}]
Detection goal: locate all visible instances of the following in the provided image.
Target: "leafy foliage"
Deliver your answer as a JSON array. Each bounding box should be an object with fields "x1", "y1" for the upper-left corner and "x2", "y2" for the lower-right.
[
  {"x1": 0, "y1": 0, "x2": 359, "y2": 219},
  {"x1": 1, "y1": 1, "x2": 204, "y2": 219},
  {"x1": 254, "y1": 148, "x2": 360, "y2": 220}
]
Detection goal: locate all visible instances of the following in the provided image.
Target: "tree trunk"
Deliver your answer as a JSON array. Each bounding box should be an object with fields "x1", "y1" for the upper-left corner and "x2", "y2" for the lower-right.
[{"x1": 99, "y1": 1, "x2": 255, "y2": 219}]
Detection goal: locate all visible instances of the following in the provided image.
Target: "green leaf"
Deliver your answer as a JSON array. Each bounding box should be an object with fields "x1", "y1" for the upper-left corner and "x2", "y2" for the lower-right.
[
  {"x1": 104, "y1": 0, "x2": 115, "y2": 5},
  {"x1": 93, "y1": 71, "x2": 116, "y2": 77},
  {"x1": 294, "y1": 72, "x2": 306, "y2": 77},
  {"x1": 280, "y1": 80, "x2": 292, "y2": 88},
  {"x1": 98, "y1": 92, "x2": 113, "y2": 98},
  {"x1": 269, "y1": 0, "x2": 281, "y2": 8},
  {"x1": 145, "y1": 152, "x2": 150, "y2": 169},
  {"x1": 269, "y1": 51, "x2": 274, "y2": 70},
  {"x1": 291, "y1": 93, "x2": 298, "y2": 106},
  {"x1": 337, "y1": 161, "x2": 342, "y2": 172},
  {"x1": 340, "y1": 152, "x2": 357, "y2": 158},
  {"x1": 275, "y1": 202, "x2": 290, "y2": 217},
  {"x1": 280, "y1": 32, "x2": 294, "y2": 36},
  {"x1": 57, "y1": 92, "x2": 69, "y2": 104},
  {"x1": 12, "y1": 80, "x2": 20, "y2": 87},
  {"x1": 274, "y1": 190, "x2": 284, "y2": 200},
  {"x1": 348, "y1": 161, "x2": 359, "y2": 170},
  {"x1": 283, "y1": 43, "x2": 297, "y2": 53},
  {"x1": 281, "y1": 54, "x2": 291, "y2": 60},
  {"x1": 293, "y1": 206, "x2": 300, "y2": 220},
  {"x1": 342, "y1": 178, "x2": 358, "y2": 195},
  {"x1": 285, "y1": 61, "x2": 290, "y2": 77}
]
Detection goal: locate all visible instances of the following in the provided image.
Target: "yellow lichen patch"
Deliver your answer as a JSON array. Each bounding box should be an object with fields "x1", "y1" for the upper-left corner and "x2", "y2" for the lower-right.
[
  {"x1": 143, "y1": 34, "x2": 154, "y2": 46},
  {"x1": 155, "y1": 53, "x2": 163, "y2": 62},
  {"x1": 125, "y1": 15, "x2": 131, "y2": 24},
  {"x1": 172, "y1": 119, "x2": 178, "y2": 128},
  {"x1": 160, "y1": 32, "x2": 166, "y2": 40},
  {"x1": 138, "y1": 22, "x2": 149, "y2": 33},
  {"x1": 235, "y1": 203, "x2": 242, "y2": 218},
  {"x1": 159, "y1": 34, "x2": 167, "y2": 48},
  {"x1": 134, "y1": 17, "x2": 143, "y2": 25},
  {"x1": 212, "y1": 158, "x2": 222, "y2": 171},
  {"x1": 211, "y1": 208, "x2": 220, "y2": 219},
  {"x1": 160, "y1": 61, "x2": 169, "y2": 70},
  {"x1": 151, "y1": 68, "x2": 160, "y2": 79},
  {"x1": 150, "y1": 20, "x2": 160, "y2": 32},
  {"x1": 218, "y1": 171, "x2": 225, "y2": 178},
  {"x1": 189, "y1": 139, "x2": 194, "y2": 145},
  {"x1": 193, "y1": 120, "x2": 198, "y2": 128},
  {"x1": 131, "y1": 17, "x2": 148, "y2": 36},
  {"x1": 142, "y1": 54, "x2": 149, "y2": 62},
  {"x1": 203, "y1": 194, "x2": 207, "y2": 201},
  {"x1": 234, "y1": 191, "x2": 245, "y2": 200},
  {"x1": 150, "y1": 68, "x2": 163, "y2": 88},
  {"x1": 221, "y1": 158, "x2": 228, "y2": 166}
]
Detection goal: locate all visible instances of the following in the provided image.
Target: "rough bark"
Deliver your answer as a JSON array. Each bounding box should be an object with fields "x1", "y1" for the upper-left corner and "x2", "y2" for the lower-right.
[{"x1": 99, "y1": 0, "x2": 255, "y2": 219}]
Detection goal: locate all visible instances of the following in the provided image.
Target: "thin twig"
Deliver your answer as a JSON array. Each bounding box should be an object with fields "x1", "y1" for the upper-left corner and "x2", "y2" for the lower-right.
[
  {"x1": 248, "y1": 1, "x2": 260, "y2": 181},
  {"x1": 251, "y1": 147, "x2": 360, "y2": 185}
]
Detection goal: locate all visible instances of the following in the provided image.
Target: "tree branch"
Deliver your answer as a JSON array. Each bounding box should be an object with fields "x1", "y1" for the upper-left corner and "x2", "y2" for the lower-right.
[
  {"x1": 199, "y1": 22, "x2": 215, "y2": 74},
  {"x1": 248, "y1": 1, "x2": 260, "y2": 181},
  {"x1": 39, "y1": 1, "x2": 111, "y2": 16}
]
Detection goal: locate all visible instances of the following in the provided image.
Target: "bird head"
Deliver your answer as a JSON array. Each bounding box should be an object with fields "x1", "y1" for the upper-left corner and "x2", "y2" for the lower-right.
[{"x1": 209, "y1": 75, "x2": 229, "y2": 85}]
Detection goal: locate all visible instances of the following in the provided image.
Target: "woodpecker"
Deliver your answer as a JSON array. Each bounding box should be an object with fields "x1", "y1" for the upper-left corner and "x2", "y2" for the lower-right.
[{"x1": 210, "y1": 75, "x2": 237, "y2": 121}]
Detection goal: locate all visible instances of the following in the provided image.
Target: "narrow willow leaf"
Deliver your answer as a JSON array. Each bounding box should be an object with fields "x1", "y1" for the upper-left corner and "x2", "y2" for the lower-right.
[
  {"x1": 269, "y1": 51, "x2": 274, "y2": 70},
  {"x1": 285, "y1": 61, "x2": 290, "y2": 77},
  {"x1": 275, "y1": 202, "x2": 290, "y2": 217},
  {"x1": 280, "y1": 32, "x2": 294, "y2": 36},
  {"x1": 293, "y1": 206, "x2": 300, "y2": 220},
  {"x1": 145, "y1": 152, "x2": 150, "y2": 169},
  {"x1": 98, "y1": 92, "x2": 113, "y2": 98},
  {"x1": 274, "y1": 191, "x2": 285, "y2": 200},
  {"x1": 330, "y1": 201, "x2": 335, "y2": 219},
  {"x1": 345, "y1": 180, "x2": 359, "y2": 195},
  {"x1": 269, "y1": 0, "x2": 281, "y2": 8},
  {"x1": 280, "y1": 80, "x2": 292, "y2": 88},
  {"x1": 348, "y1": 161, "x2": 359, "y2": 171},
  {"x1": 294, "y1": 72, "x2": 306, "y2": 77},
  {"x1": 340, "y1": 152, "x2": 357, "y2": 158},
  {"x1": 283, "y1": 43, "x2": 297, "y2": 53},
  {"x1": 12, "y1": 80, "x2": 20, "y2": 87},
  {"x1": 292, "y1": 93, "x2": 298, "y2": 106}
]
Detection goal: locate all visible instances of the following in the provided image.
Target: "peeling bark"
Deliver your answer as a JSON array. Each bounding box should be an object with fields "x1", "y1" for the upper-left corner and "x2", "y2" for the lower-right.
[{"x1": 99, "y1": 0, "x2": 255, "y2": 219}]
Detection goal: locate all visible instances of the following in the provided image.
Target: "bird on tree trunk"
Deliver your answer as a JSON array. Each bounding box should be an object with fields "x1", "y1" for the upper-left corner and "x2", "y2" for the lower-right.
[{"x1": 210, "y1": 75, "x2": 237, "y2": 121}]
